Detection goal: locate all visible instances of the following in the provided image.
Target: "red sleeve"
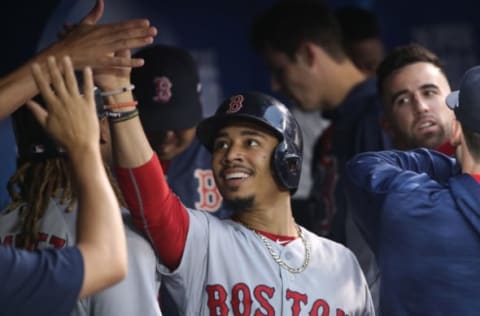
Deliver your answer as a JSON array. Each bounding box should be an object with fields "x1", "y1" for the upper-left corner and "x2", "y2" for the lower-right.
[{"x1": 115, "y1": 154, "x2": 188, "y2": 270}]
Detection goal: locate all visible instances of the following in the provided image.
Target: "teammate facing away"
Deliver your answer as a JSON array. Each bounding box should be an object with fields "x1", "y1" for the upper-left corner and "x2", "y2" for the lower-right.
[
  {"x1": 109, "y1": 86, "x2": 374, "y2": 313},
  {"x1": 2, "y1": 60, "x2": 162, "y2": 315},
  {"x1": 0, "y1": 57, "x2": 127, "y2": 316}
]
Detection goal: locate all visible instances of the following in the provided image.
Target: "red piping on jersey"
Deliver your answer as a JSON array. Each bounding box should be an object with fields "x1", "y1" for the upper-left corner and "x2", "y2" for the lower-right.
[{"x1": 116, "y1": 154, "x2": 188, "y2": 270}]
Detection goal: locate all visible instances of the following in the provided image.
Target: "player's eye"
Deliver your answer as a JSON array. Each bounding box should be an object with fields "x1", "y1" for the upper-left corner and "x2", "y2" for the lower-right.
[
  {"x1": 394, "y1": 96, "x2": 410, "y2": 107},
  {"x1": 246, "y1": 139, "x2": 259, "y2": 147},
  {"x1": 423, "y1": 89, "x2": 438, "y2": 97},
  {"x1": 213, "y1": 139, "x2": 229, "y2": 151}
]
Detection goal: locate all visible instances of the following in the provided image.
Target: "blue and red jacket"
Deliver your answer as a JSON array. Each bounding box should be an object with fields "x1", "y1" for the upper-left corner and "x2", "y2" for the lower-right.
[{"x1": 346, "y1": 148, "x2": 480, "y2": 315}]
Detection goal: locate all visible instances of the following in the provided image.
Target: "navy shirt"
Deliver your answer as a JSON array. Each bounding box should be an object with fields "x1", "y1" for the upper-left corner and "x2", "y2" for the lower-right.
[
  {"x1": 0, "y1": 246, "x2": 83, "y2": 316},
  {"x1": 0, "y1": 117, "x2": 16, "y2": 210},
  {"x1": 306, "y1": 78, "x2": 388, "y2": 239}
]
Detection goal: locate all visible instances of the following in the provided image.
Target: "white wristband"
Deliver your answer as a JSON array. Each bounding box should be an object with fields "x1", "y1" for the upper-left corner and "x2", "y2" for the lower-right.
[{"x1": 100, "y1": 84, "x2": 135, "y2": 97}]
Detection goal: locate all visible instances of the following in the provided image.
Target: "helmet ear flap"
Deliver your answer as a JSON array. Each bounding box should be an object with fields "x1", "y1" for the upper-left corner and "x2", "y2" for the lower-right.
[{"x1": 273, "y1": 141, "x2": 302, "y2": 192}]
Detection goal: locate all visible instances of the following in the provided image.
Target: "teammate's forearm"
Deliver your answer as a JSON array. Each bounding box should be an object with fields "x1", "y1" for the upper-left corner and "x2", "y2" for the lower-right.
[
  {"x1": 0, "y1": 42, "x2": 76, "y2": 119},
  {"x1": 0, "y1": 53, "x2": 50, "y2": 119},
  {"x1": 72, "y1": 145, "x2": 127, "y2": 298}
]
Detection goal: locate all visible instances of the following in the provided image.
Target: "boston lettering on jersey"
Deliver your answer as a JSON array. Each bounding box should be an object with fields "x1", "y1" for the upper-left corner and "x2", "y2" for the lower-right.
[
  {"x1": 1, "y1": 232, "x2": 66, "y2": 249},
  {"x1": 206, "y1": 284, "x2": 347, "y2": 316}
]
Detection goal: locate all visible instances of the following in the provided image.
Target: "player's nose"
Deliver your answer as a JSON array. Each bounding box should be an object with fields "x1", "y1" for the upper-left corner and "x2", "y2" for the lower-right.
[
  {"x1": 222, "y1": 143, "x2": 244, "y2": 164},
  {"x1": 413, "y1": 95, "x2": 430, "y2": 113}
]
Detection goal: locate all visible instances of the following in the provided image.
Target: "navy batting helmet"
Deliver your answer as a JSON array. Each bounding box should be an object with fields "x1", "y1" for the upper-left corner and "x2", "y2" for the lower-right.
[{"x1": 197, "y1": 91, "x2": 303, "y2": 192}]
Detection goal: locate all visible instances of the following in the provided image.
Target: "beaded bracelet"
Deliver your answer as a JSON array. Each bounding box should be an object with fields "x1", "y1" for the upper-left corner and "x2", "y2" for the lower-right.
[
  {"x1": 108, "y1": 108, "x2": 139, "y2": 123},
  {"x1": 100, "y1": 84, "x2": 135, "y2": 97}
]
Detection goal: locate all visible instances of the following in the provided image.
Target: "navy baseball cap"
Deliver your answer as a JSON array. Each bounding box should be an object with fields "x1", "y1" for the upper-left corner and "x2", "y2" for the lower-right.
[
  {"x1": 132, "y1": 45, "x2": 203, "y2": 132},
  {"x1": 446, "y1": 65, "x2": 480, "y2": 133}
]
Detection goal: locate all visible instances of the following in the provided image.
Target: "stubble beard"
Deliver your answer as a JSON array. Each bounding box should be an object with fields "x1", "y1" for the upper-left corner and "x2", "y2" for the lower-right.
[{"x1": 223, "y1": 195, "x2": 255, "y2": 215}]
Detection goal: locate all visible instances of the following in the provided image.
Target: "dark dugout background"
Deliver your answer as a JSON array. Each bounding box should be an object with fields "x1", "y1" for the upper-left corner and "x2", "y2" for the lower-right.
[{"x1": 0, "y1": 0, "x2": 479, "y2": 207}]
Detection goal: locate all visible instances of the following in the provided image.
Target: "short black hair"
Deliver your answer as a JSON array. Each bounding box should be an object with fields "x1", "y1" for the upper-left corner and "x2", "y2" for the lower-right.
[
  {"x1": 377, "y1": 43, "x2": 446, "y2": 100},
  {"x1": 251, "y1": 0, "x2": 346, "y2": 61},
  {"x1": 463, "y1": 127, "x2": 480, "y2": 161},
  {"x1": 336, "y1": 6, "x2": 381, "y2": 43}
]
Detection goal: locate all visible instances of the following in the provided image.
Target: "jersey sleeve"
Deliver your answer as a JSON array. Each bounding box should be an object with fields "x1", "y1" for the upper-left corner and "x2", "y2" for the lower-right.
[
  {"x1": 344, "y1": 148, "x2": 458, "y2": 251},
  {"x1": 0, "y1": 246, "x2": 83, "y2": 316},
  {"x1": 115, "y1": 153, "x2": 189, "y2": 270}
]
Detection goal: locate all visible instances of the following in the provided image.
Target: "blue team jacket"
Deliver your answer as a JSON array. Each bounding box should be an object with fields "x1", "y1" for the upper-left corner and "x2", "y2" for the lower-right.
[{"x1": 345, "y1": 148, "x2": 480, "y2": 315}]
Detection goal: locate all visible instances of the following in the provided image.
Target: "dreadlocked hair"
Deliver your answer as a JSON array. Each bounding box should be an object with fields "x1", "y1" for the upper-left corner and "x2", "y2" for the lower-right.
[{"x1": 6, "y1": 158, "x2": 126, "y2": 250}]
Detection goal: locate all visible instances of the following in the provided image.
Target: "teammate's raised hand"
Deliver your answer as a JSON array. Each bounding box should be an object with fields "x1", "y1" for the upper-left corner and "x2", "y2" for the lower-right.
[
  {"x1": 80, "y1": 0, "x2": 105, "y2": 25},
  {"x1": 0, "y1": 0, "x2": 157, "y2": 120},
  {"x1": 55, "y1": 0, "x2": 157, "y2": 69},
  {"x1": 26, "y1": 56, "x2": 99, "y2": 155},
  {"x1": 58, "y1": 0, "x2": 104, "y2": 38}
]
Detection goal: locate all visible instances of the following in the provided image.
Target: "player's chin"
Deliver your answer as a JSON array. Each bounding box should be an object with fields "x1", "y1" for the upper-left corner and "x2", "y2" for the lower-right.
[
  {"x1": 220, "y1": 188, "x2": 246, "y2": 201},
  {"x1": 415, "y1": 133, "x2": 445, "y2": 149},
  {"x1": 223, "y1": 195, "x2": 255, "y2": 214}
]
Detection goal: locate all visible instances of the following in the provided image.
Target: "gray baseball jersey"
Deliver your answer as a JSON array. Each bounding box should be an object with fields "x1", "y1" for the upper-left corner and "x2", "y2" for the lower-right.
[
  {"x1": 160, "y1": 209, "x2": 374, "y2": 315},
  {"x1": 0, "y1": 198, "x2": 162, "y2": 316}
]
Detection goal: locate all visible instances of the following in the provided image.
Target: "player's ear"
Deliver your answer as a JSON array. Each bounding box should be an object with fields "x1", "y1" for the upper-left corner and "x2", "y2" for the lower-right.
[
  {"x1": 449, "y1": 119, "x2": 462, "y2": 147},
  {"x1": 296, "y1": 41, "x2": 317, "y2": 68}
]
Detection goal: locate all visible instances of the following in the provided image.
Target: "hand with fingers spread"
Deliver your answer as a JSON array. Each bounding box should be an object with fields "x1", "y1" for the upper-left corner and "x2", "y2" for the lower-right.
[
  {"x1": 26, "y1": 56, "x2": 99, "y2": 155},
  {"x1": 23, "y1": 54, "x2": 128, "y2": 299},
  {"x1": 0, "y1": 0, "x2": 157, "y2": 119},
  {"x1": 53, "y1": 0, "x2": 157, "y2": 69}
]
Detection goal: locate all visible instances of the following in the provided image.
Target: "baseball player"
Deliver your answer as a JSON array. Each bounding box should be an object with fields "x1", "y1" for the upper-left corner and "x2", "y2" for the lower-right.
[
  {"x1": 107, "y1": 75, "x2": 374, "y2": 313},
  {"x1": 131, "y1": 45, "x2": 228, "y2": 218},
  {"x1": 0, "y1": 57, "x2": 126, "y2": 315},
  {"x1": 347, "y1": 43, "x2": 458, "y2": 314},
  {"x1": 1, "y1": 56, "x2": 162, "y2": 316},
  {"x1": 345, "y1": 65, "x2": 480, "y2": 315}
]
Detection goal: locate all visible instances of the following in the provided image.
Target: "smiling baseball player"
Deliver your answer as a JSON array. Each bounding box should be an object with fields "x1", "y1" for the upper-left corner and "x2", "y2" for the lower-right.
[{"x1": 107, "y1": 79, "x2": 374, "y2": 314}]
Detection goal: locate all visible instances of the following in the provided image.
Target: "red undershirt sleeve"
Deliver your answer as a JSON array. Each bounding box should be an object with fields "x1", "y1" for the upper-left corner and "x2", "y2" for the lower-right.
[{"x1": 116, "y1": 154, "x2": 188, "y2": 270}]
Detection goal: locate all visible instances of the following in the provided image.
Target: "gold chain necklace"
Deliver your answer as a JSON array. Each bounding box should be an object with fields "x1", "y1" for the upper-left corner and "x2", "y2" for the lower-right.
[{"x1": 251, "y1": 225, "x2": 311, "y2": 274}]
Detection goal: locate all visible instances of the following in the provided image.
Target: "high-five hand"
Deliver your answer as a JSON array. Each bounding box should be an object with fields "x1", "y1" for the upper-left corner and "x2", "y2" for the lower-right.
[{"x1": 26, "y1": 56, "x2": 99, "y2": 155}]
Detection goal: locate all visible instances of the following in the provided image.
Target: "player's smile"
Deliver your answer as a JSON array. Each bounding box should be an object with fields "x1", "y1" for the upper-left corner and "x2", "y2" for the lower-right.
[
  {"x1": 221, "y1": 166, "x2": 253, "y2": 187},
  {"x1": 413, "y1": 116, "x2": 438, "y2": 133}
]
